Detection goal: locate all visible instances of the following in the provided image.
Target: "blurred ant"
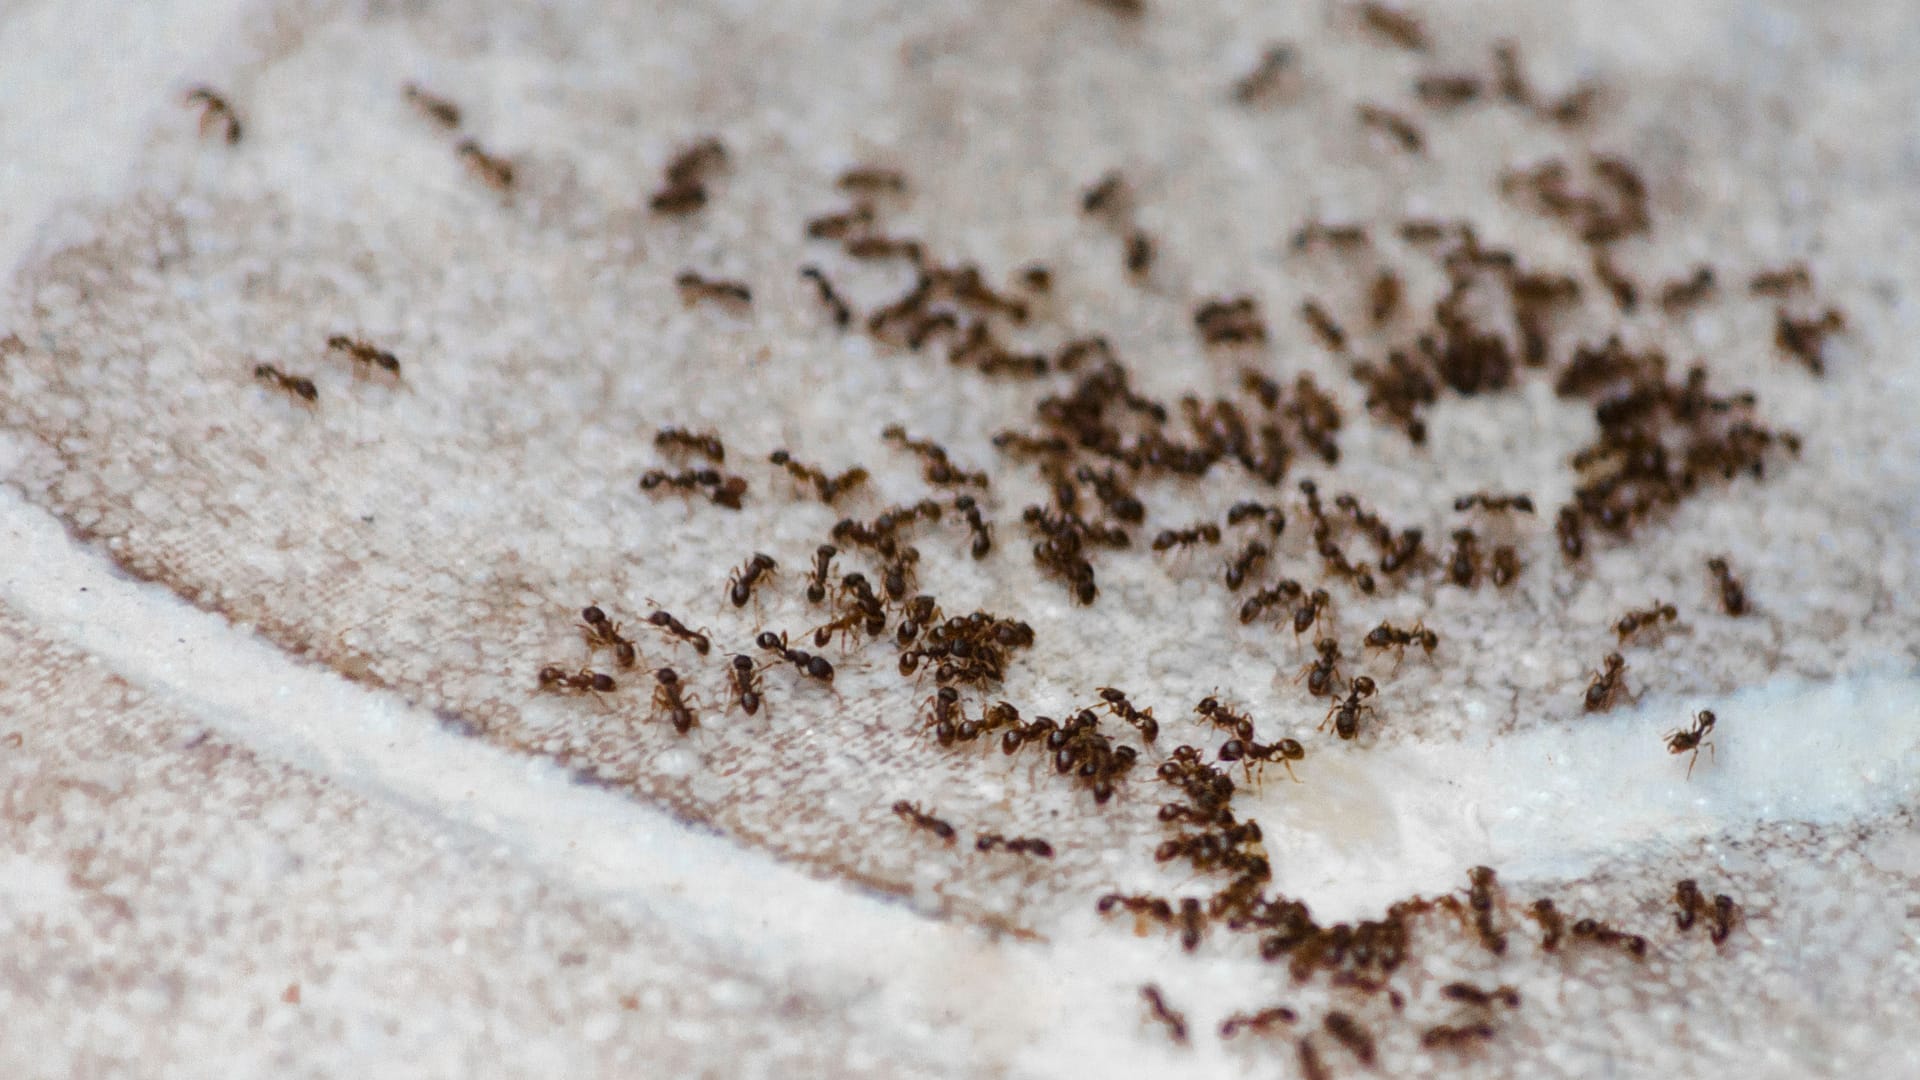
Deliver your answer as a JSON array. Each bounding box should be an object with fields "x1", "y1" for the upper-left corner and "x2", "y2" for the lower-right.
[
  {"x1": 837, "y1": 165, "x2": 907, "y2": 194},
  {"x1": 403, "y1": 82, "x2": 461, "y2": 128},
  {"x1": 1584, "y1": 652, "x2": 1628, "y2": 712},
  {"x1": 1709, "y1": 894, "x2": 1740, "y2": 945},
  {"x1": 654, "y1": 426, "x2": 725, "y2": 463},
  {"x1": 1448, "y1": 528, "x2": 1480, "y2": 586},
  {"x1": 1707, "y1": 556, "x2": 1748, "y2": 616},
  {"x1": 327, "y1": 334, "x2": 400, "y2": 378},
  {"x1": 1659, "y1": 266, "x2": 1716, "y2": 312},
  {"x1": 1081, "y1": 171, "x2": 1130, "y2": 218},
  {"x1": 1293, "y1": 588, "x2": 1331, "y2": 637},
  {"x1": 1421, "y1": 1022, "x2": 1499, "y2": 1051},
  {"x1": 1556, "y1": 506, "x2": 1586, "y2": 561},
  {"x1": 1357, "y1": 1, "x2": 1427, "y2": 50},
  {"x1": 1299, "y1": 300, "x2": 1347, "y2": 351},
  {"x1": 1232, "y1": 44, "x2": 1297, "y2": 105},
  {"x1": 1615, "y1": 600, "x2": 1677, "y2": 643},
  {"x1": 646, "y1": 609, "x2": 711, "y2": 655},
  {"x1": 1416, "y1": 74, "x2": 1482, "y2": 106},
  {"x1": 1441, "y1": 982, "x2": 1521, "y2": 1008},
  {"x1": 1152, "y1": 523, "x2": 1222, "y2": 552},
  {"x1": 1454, "y1": 492, "x2": 1535, "y2": 514},
  {"x1": 975, "y1": 833, "x2": 1054, "y2": 858},
  {"x1": 1750, "y1": 264, "x2": 1811, "y2": 296},
  {"x1": 580, "y1": 605, "x2": 638, "y2": 667},
  {"x1": 253, "y1": 364, "x2": 317, "y2": 404},
  {"x1": 1322, "y1": 677, "x2": 1376, "y2": 740},
  {"x1": 650, "y1": 667, "x2": 699, "y2": 734},
  {"x1": 1665, "y1": 710, "x2": 1716, "y2": 778},
  {"x1": 185, "y1": 86, "x2": 242, "y2": 144},
  {"x1": 1322, "y1": 1012, "x2": 1376, "y2": 1066},
  {"x1": 1356, "y1": 103, "x2": 1424, "y2": 153},
  {"x1": 1223, "y1": 540, "x2": 1271, "y2": 591},
  {"x1": 892, "y1": 800, "x2": 956, "y2": 843},
  {"x1": 675, "y1": 270, "x2": 752, "y2": 310},
  {"x1": 1140, "y1": 985, "x2": 1189, "y2": 1045},
  {"x1": 1490, "y1": 545, "x2": 1520, "y2": 588},
  {"x1": 799, "y1": 266, "x2": 851, "y2": 327},
  {"x1": 1125, "y1": 231, "x2": 1155, "y2": 277},
  {"x1": 727, "y1": 553, "x2": 777, "y2": 607},
  {"x1": 456, "y1": 139, "x2": 514, "y2": 192},
  {"x1": 727, "y1": 654, "x2": 764, "y2": 716},
  {"x1": 1219, "y1": 1006, "x2": 1297, "y2": 1039}
]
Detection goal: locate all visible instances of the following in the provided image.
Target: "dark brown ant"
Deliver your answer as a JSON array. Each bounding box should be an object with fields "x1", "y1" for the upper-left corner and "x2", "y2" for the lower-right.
[
  {"x1": 1140, "y1": 985, "x2": 1189, "y2": 1046},
  {"x1": 756, "y1": 630, "x2": 834, "y2": 684},
  {"x1": 804, "y1": 204, "x2": 873, "y2": 240},
  {"x1": 769, "y1": 449, "x2": 869, "y2": 503},
  {"x1": 1467, "y1": 865, "x2": 1508, "y2": 954},
  {"x1": 1152, "y1": 523, "x2": 1222, "y2": 552},
  {"x1": 1223, "y1": 540, "x2": 1271, "y2": 591},
  {"x1": 798, "y1": 266, "x2": 852, "y2": 327},
  {"x1": 1097, "y1": 893, "x2": 1173, "y2": 921},
  {"x1": 1364, "y1": 621, "x2": 1436, "y2": 663},
  {"x1": 650, "y1": 185, "x2": 707, "y2": 214},
  {"x1": 184, "y1": 86, "x2": 242, "y2": 144},
  {"x1": 1665, "y1": 710, "x2": 1716, "y2": 778},
  {"x1": 1615, "y1": 600, "x2": 1678, "y2": 643},
  {"x1": 837, "y1": 165, "x2": 907, "y2": 195},
  {"x1": 1218, "y1": 736, "x2": 1305, "y2": 783},
  {"x1": 252, "y1": 364, "x2": 317, "y2": 404},
  {"x1": 1297, "y1": 638, "x2": 1344, "y2": 697},
  {"x1": 1322, "y1": 676, "x2": 1376, "y2": 740},
  {"x1": 1226, "y1": 500, "x2": 1285, "y2": 534},
  {"x1": 1570, "y1": 917, "x2": 1647, "y2": 960},
  {"x1": 974, "y1": 833, "x2": 1054, "y2": 858},
  {"x1": 1530, "y1": 898, "x2": 1566, "y2": 951},
  {"x1": 1706, "y1": 556, "x2": 1748, "y2": 616},
  {"x1": 1660, "y1": 266, "x2": 1716, "y2": 312},
  {"x1": 1397, "y1": 217, "x2": 1452, "y2": 243},
  {"x1": 1299, "y1": 300, "x2": 1347, "y2": 351},
  {"x1": 919, "y1": 686, "x2": 965, "y2": 743},
  {"x1": 727, "y1": 552, "x2": 777, "y2": 607},
  {"x1": 1194, "y1": 695, "x2": 1256, "y2": 741},
  {"x1": 403, "y1": 82, "x2": 461, "y2": 129},
  {"x1": 1492, "y1": 40, "x2": 1532, "y2": 103},
  {"x1": 1448, "y1": 528, "x2": 1480, "y2": 587},
  {"x1": 1368, "y1": 270, "x2": 1402, "y2": 325},
  {"x1": 326, "y1": 334, "x2": 400, "y2": 377},
  {"x1": 538, "y1": 665, "x2": 616, "y2": 695},
  {"x1": 726, "y1": 654, "x2": 764, "y2": 716},
  {"x1": 1292, "y1": 220, "x2": 1369, "y2": 251},
  {"x1": 891, "y1": 800, "x2": 955, "y2": 843},
  {"x1": 456, "y1": 139, "x2": 514, "y2": 192},
  {"x1": 1322, "y1": 1012, "x2": 1376, "y2": 1066},
  {"x1": 1543, "y1": 83, "x2": 1599, "y2": 126},
  {"x1": 1219, "y1": 1006, "x2": 1297, "y2": 1039},
  {"x1": 1709, "y1": 893, "x2": 1740, "y2": 945},
  {"x1": 638, "y1": 467, "x2": 747, "y2": 510},
  {"x1": 1441, "y1": 982, "x2": 1521, "y2": 1009},
  {"x1": 1454, "y1": 492, "x2": 1535, "y2": 514},
  {"x1": 1750, "y1": 264, "x2": 1811, "y2": 296},
  {"x1": 1357, "y1": 1, "x2": 1427, "y2": 49},
  {"x1": 579, "y1": 605, "x2": 639, "y2": 668},
  {"x1": 1125, "y1": 230, "x2": 1155, "y2": 277},
  {"x1": 881, "y1": 425, "x2": 989, "y2": 487},
  {"x1": 651, "y1": 137, "x2": 726, "y2": 214},
  {"x1": 1556, "y1": 506, "x2": 1586, "y2": 561},
  {"x1": 654, "y1": 426, "x2": 725, "y2": 463},
  {"x1": 1232, "y1": 44, "x2": 1297, "y2": 104},
  {"x1": 1584, "y1": 652, "x2": 1628, "y2": 712},
  {"x1": 1356, "y1": 103, "x2": 1425, "y2": 153},
  {"x1": 648, "y1": 667, "x2": 699, "y2": 734},
  {"x1": 1194, "y1": 296, "x2": 1268, "y2": 346},
  {"x1": 1776, "y1": 307, "x2": 1845, "y2": 375},
  {"x1": 1293, "y1": 588, "x2": 1331, "y2": 637},
  {"x1": 647, "y1": 609, "x2": 711, "y2": 655},
  {"x1": 806, "y1": 544, "x2": 838, "y2": 603},
  {"x1": 1298, "y1": 1038, "x2": 1330, "y2": 1080},
  {"x1": 1081, "y1": 171, "x2": 1130, "y2": 218},
  {"x1": 1674, "y1": 879, "x2": 1706, "y2": 931},
  {"x1": 1239, "y1": 580, "x2": 1303, "y2": 625},
  {"x1": 1421, "y1": 1022, "x2": 1499, "y2": 1051},
  {"x1": 1096, "y1": 687, "x2": 1159, "y2": 743},
  {"x1": 675, "y1": 270, "x2": 752, "y2": 310},
  {"x1": 1592, "y1": 249, "x2": 1639, "y2": 311},
  {"x1": 1490, "y1": 546, "x2": 1519, "y2": 588},
  {"x1": 1416, "y1": 73, "x2": 1482, "y2": 106},
  {"x1": 844, "y1": 233, "x2": 924, "y2": 263}
]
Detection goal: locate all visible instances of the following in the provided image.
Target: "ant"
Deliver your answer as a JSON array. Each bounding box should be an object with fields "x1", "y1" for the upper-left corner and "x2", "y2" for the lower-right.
[
  {"x1": 1218, "y1": 736, "x2": 1305, "y2": 783},
  {"x1": 1775, "y1": 307, "x2": 1845, "y2": 375},
  {"x1": 1299, "y1": 300, "x2": 1347, "y2": 351},
  {"x1": 769, "y1": 449, "x2": 869, "y2": 503},
  {"x1": 1232, "y1": 44, "x2": 1297, "y2": 105},
  {"x1": 975, "y1": 833, "x2": 1054, "y2": 858},
  {"x1": 403, "y1": 82, "x2": 461, "y2": 128},
  {"x1": 654, "y1": 426, "x2": 725, "y2": 463},
  {"x1": 1298, "y1": 1038, "x2": 1330, "y2": 1080},
  {"x1": 804, "y1": 204, "x2": 873, "y2": 240},
  {"x1": 580, "y1": 605, "x2": 638, "y2": 667},
  {"x1": 1674, "y1": 878, "x2": 1706, "y2": 931},
  {"x1": 1707, "y1": 556, "x2": 1748, "y2": 615},
  {"x1": 1096, "y1": 687, "x2": 1159, "y2": 743},
  {"x1": 805, "y1": 544, "x2": 838, "y2": 603},
  {"x1": 1441, "y1": 982, "x2": 1521, "y2": 1009},
  {"x1": 646, "y1": 609, "x2": 711, "y2": 655},
  {"x1": 1226, "y1": 500, "x2": 1285, "y2": 534},
  {"x1": 537, "y1": 665, "x2": 615, "y2": 696},
  {"x1": 1219, "y1": 1006, "x2": 1297, "y2": 1039},
  {"x1": 184, "y1": 86, "x2": 242, "y2": 144},
  {"x1": 726, "y1": 654, "x2": 764, "y2": 715},
  {"x1": 1140, "y1": 985, "x2": 1189, "y2": 1046},
  {"x1": 756, "y1": 630, "x2": 834, "y2": 684},
  {"x1": 1322, "y1": 677, "x2": 1376, "y2": 740},
  {"x1": 1490, "y1": 546, "x2": 1520, "y2": 588},
  {"x1": 1152, "y1": 523, "x2": 1222, "y2": 552},
  {"x1": 675, "y1": 270, "x2": 752, "y2": 310},
  {"x1": 892, "y1": 800, "x2": 955, "y2": 843},
  {"x1": 1369, "y1": 269, "x2": 1402, "y2": 324},
  {"x1": 1125, "y1": 230, "x2": 1155, "y2": 277},
  {"x1": 1454, "y1": 492, "x2": 1535, "y2": 514},
  {"x1": 1448, "y1": 528, "x2": 1480, "y2": 586},
  {"x1": 1421, "y1": 1023, "x2": 1499, "y2": 1051},
  {"x1": 1416, "y1": 74, "x2": 1482, "y2": 106},
  {"x1": 1584, "y1": 652, "x2": 1628, "y2": 712},
  {"x1": 1751, "y1": 264, "x2": 1812, "y2": 296},
  {"x1": 650, "y1": 667, "x2": 699, "y2": 734},
  {"x1": 1709, "y1": 893, "x2": 1740, "y2": 945},
  {"x1": 1467, "y1": 865, "x2": 1507, "y2": 954},
  {"x1": 1194, "y1": 695, "x2": 1256, "y2": 741},
  {"x1": 1293, "y1": 588, "x2": 1331, "y2": 637},
  {"x1": 799, "y1": 266, "x2": 851, "y2": 327},
  {"x1": 1081, "y1": 171, "x2": 1130, "y2": 219},
  {"x1": 1659, "y1": 266, "x2": 1716, "y2": 312},
  {"x1": 1570, "y1": 917, "x2": 1647, "y2": 960},
  {"x1": 1322, "y1": 1012, "x2": 1376, "y2": 1067},
  {"x1": 1292, "y1": 220, "x2": 1369, "y2": 251},
  {"x1": 1296, "y1": 638, "x2": 1344, "y2": 697},
  {"x1": 1357, "y1": 1, "x2": 1427, "y2": 50},
  {"x1": 1665, "y1": 710, "x2": 1716, "y2": 778},
  {"x1": 456, "y1": 139, "x2": 514, "y2": 192},
  {"x1": 727, "y1": 553, "x2": 777, "y2": 607},
  {"x1": 252, "y1": 363, "x2": 317, "y2": 404},
  {"x1": 1556, "y1": 506, "x2": 1586, "y2": 561},
  {"x1": 1363, "y1": 621, "x2": 1436, "y2": 663},
  {"x1": 1223, "y1": 540, "x2": 1271, "y2": 591},
  {"x1": 1615, "y1": 600, "x2": 1678, "y2": 643},
  {"x1": 327, "y1": 334, "x2": 400, "y2": 377},
  {"x1": 837, "y1": 165, "x2": 907, "y2": 194},
  {"x1": 1356, "y1": 103, "x2": 1424, "y2": 153},
  {"x1": 652, "y1": 137, "x2": 727, "y2": 214}
]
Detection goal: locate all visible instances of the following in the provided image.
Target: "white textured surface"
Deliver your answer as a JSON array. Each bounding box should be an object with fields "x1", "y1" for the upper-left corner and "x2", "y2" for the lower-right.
[{"x1": 2, "y1": 0, "x2": 1918, "y2": 1077}]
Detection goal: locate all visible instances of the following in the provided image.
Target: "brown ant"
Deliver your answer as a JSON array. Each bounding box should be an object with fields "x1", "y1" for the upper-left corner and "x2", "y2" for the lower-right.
[
  {"x1": 1323, "y1": 677, "x2": 1377, "y2": 740},
  {"x1": 836, "y1": 165, "x2": 907, "y2": 195},
  {"x1": 891, "y1": 800, "x2": 955, "y2": 843},
  {"x1": 1232, "y1": 44, "x2": 1297, "y2": 105},
  {"x1": 1097, "y1": 892, "x2": 1173, "y2": 922},
  {"x1": 1293, "y1": 588, "x2": 1332, "y2": 637},
  {"x1": 1096, "y1": 687, "x2": 1159, "y2": 743},
  {"x1": 1441, "y1": 982, "x2": 1521, "y2": 1009},
  {"x1": 1592, "y1": 249, "x2": 1640, "y2": 311},
  {"x1": 1556, "y1": 506, "x2": 1586, "y2": 561},
  {"x1": 1140, "y1": 985, "x2": 1189, "y2": 1046},
  {"x1": 654, "y1": 426, "x2": 725, "y2": 463},
  {"x1": 326, "y1": 334, "x2": 400, "y2": 377},
  {"x1": 638, "y1": 468, "x2": 747, "y2": 510},
  {"x1": 1364, "y1": 621, "x2": 1436, "y2": 663},
  {"x1": 1775, "y1": 307, "x2": 1845, "y2": 375},
  {"x1": 1218, "y1": 736, "x2": 1305, "y2": 783},
  {"x1": 1357, "y1": 1, "x2": 1427, "y2": 50},
  {"x1": 1584, "y1": 652, "x2": 1628, "y2": 712},
  {"x1": 537, "y1": 665, "x2": 615, "y2": 696},
  {"x1": 726, "y1": 654, "x2": 764, "y2": 716},
  {"x1": 651, "y1": 137, "x2": 726, "y2": 214},
  {"x1": 769, "y1": 449, "x2": 869, "y2": 503},
  {"x1": 1291, "y1": 220, "x2": 1369, "y2": 251},
  {"x1": 1674, "y1": 878, "x2": 1706, "y2": 931},
  {"x1": 646, "y1": 609, "x2": 711, "y2": 655},
  {"x1": 1467, "y1": 865, "x2": 1507, "y2": 954},
  {"x1": 456, "y1": 139, "x2": 514, "y2": 192},
  {"x1": 252, "y1": 363, "x2": 317, "y2": 404},
  {"x1": 1226, "y1": 500, "x2": 1286, "y2": 533},
  {"x1": 1665, "y1": 710, "x2": 1716, "y2": 778},
  {"x1": 1707, "y1": 556, "x2": 1748, "y2": 615},
  {"x1": 1448, "y1": 528, "x2": 1480, "y2": 587},
  {"x1": 1615, "y1": 600, "x2": 1678, "y2": 643},
  {"x1": 1356, "y1": 103, "x2": 1425, "y2": 153},
  {"x1": 1659, "y1": 266, "x2": 1716, "y2": 312},
  {"x1": 727, "y1": 552, "x2": 777, "y2": 607},
  {"x1": 1570, "y1": 917, "x2": 1647, "y2": 960},
  {"x1": 756, "y1": 630, "x2": 834, "y2": 684},
  {"x1": 1240, "y1": 580, "x2": 1303, "y2": 625},
  {"x1": 1369, "y1": 269, "x2": 1402, "y2": 325},
  {"x1": 1750, "y1": 264, "x2": 1811, "y2": 296},
  {"x1": 1125, "y1": 231, "x2": 1155, "y2": 277},
  {"x1": 1322, "y1": 1012, "x2": 1376, "y2": 1067},
  {"x1": 184, "y1": 86, "x2": 242, "y2": 144},
  {"x1": 1297, "y1": 638, "x2": 1344, "y2": 697},
  {"x1": 1454, "y1": 492, "x2": 1535, "y2": 514},
  {"x1": 799, "y1": 266, "x2": 851, "y2": 327},
  {"x1": 804, "y1": 204, "x2": 873, "y2": 240},
  {"x1": 1194, "y1": 695, "x2": 1255, "y2": 741},
  {"x1": 1421, "y1": 1022, "x2": 1499, "y2": 1051},
  {"x1": 1081, "y1": 171, "x2": 1130, "y2": 219},
  {"x1": 403, "y1": 82, "x2": 461, "y2": 129},
  {"x1": 1152, "y1": 523, "x2": 1222, "y2": 552},
  {"x1": 1490, "y1": 545, "x2": 1520, "y2": 588},
  {"x1": 805, "y1": 544, "x2": 838, "y2": 604},
  {"x1": 675, "y1": 271, "x2": 752, "y2": 310},
  {"x1": 1298, "y1": 1038, "x2": 1330, "y2": 1080},
  {"x1": 1219, "y1": 1006, "x2": 1297, "y2": 1039},
  {"x1": 580, "y1": 605, "x2": 639, "y2": 668},
  {"x1": 1492, "y1": 41, "x2": 1532, "y2": 103},
  {"x1": 1416, "y1": 73, "x2": 1482, "y2": 106},
  {"x1": 1709, "y1": 893, "x2": 1740, "y2": 945},
  {"x1": 1299, "y1": 300, "x2": 1347, "y2": 351},
  {"x1": 975, "y1": 833, "x2": 1054, "y2": 858},
  {"x1": 1223, "y1": 540, "x2": 1271, "y2": 591},
  {"x1": 650, "y1": 667, "x2": 699, "y2": 734}
]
